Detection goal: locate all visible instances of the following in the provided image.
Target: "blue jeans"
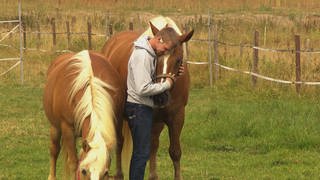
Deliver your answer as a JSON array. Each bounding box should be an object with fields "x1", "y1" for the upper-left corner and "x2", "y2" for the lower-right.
[{"x1": 125, "y1": 102, "x2": 153, "y2": 180}]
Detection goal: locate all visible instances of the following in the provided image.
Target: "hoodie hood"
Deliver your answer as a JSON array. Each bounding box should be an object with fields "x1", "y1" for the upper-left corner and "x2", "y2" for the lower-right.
[{"x1": 133, "y1": 35, "x2": 156, "y2": 58}]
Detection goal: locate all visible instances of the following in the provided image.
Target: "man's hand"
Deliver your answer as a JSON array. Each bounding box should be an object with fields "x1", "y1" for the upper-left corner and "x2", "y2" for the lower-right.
[
  {"x1": 166, "y1": 75, "x2": 176, "y2": 88},
  {"x1": 177, "y1": 64, "x2": 184, "y2": 76}
]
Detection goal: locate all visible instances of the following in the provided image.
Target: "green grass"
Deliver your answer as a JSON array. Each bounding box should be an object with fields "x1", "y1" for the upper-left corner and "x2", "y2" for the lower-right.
[
  {"x1": 1, "y1": 83, "x2": 320, "y2": 179},
  {"x1": 0, "y1": 85, "x2": 48, "y2": 179}
]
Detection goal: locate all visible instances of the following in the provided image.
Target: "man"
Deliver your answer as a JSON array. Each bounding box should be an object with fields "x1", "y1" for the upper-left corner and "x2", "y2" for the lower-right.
[{"x1": 125, "y1": 30, "x2": 183, "y2": 180}]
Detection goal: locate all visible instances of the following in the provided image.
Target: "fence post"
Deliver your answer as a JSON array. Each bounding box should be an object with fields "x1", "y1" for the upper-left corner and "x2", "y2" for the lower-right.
[
  {"x1": 109, "y1": 24, "x2": 113, "y2": 36},
  {"x1": 18, "y1": 0, "x2": 23, "y2": 84},
  {"x1": 36, "y1": 22, "x2": 41, "y2": 50},
  {"x1": 71, "y1": 16, "x2": 76, "y2": 32},
  {"x1": 129, "y1": 19, "x2": 133, "y2": 30},
  {"x1": 51, "y1": 18, "x2": 56, "y2": 49},
  {"x1": 208, "y1": 12, "x2": 213, "y2": 87},
  {"x1": 213, "y1": 24, "x2": 219, "y2": 83},
  {"x1": 240, "y1": 42, "x2": 243, "y2": 58},
  {"x1": 183, "y1": 24, "x2": 189, "y2": 62},
  {"x1": 105, "y1": 12, "x2": 109, "y2": 39},
  {"x1": 22, "y1": 22, "x2": 26, "y2": 50},
  {"x1": 252, "y1": 30, "x2": 259, "y2": 87},
  {"x1": 264, "y1": 21, "x2": 267, "y2": 46},
  {"x1": 295, "y1": 35, "x2": 301, "y2": 94},
  {"x1": 87, "y1": 21, "x2": 92, "y2": 50},
  {"x1": 66, "y1": 21, "x2": 71, "y2": 50}
]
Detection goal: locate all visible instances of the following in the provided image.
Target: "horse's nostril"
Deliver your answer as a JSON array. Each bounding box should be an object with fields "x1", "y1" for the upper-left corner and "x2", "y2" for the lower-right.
[
  {"x1": 81, "y1": 169, "x2": 87, "y2": 176},
  {"x1": 104, "y1": 170, "x2": 109, "y2": 177}
]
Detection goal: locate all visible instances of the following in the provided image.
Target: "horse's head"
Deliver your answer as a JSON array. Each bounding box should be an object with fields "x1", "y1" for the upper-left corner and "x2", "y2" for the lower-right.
[
  {"x1": 150, "y1": 22, "x2": 194, "y2": 107},
  {"x1": 77, "y1": 132, "x2": 110, "y2": 180}
]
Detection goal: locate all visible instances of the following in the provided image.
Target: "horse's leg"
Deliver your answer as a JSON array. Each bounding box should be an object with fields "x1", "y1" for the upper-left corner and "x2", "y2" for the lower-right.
[
  {"x1": 167, "y1": 108, "x2": 185, "y2": 180},
  {"x1": 149, "y1": 121, "x2": 165, "y2": 180},
  {"x1": 114, "y1": 120, "x2": 124, "y2": 180},
  {"x1": 48, "y1": 126, "x2": 61, "y2": 180},
  {"x1": 61, "y1": 122, "x2": 78, "y2": 179}
]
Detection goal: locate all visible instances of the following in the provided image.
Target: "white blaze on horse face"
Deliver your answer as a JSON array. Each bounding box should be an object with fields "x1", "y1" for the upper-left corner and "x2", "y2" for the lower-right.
[
  {"x1": 79, "y1": 131, "x2": 107, "y2": 179},
  {"x1": 161, "y1": 54, "x2": 170, "y2": 83}
]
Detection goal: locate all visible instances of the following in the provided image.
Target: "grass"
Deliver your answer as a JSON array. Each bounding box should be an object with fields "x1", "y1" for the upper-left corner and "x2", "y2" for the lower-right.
[
  {"x1": 0, "y1": 85, "x2": 48, "y2": 179},
  {"x1": 1, "y1": 83, "x2": 320, "y2": 179}
]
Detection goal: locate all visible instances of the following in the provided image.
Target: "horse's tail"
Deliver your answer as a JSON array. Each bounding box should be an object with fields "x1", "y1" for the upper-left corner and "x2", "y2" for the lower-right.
[
  {"x1": 121, "y1": 120, "x2": 132, "y2": 176},
  {"x1": 63, "y1": 50, "x2": 116, "y2": 176}
]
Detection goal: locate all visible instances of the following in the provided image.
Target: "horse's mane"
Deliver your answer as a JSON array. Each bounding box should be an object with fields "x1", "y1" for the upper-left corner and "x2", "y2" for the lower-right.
[
  {"x1": 67, "y1": 50, "x2": 116, "y2": 149},
  {"x1": 142, "y1": 16, "x2": 182, "y2": 37}
]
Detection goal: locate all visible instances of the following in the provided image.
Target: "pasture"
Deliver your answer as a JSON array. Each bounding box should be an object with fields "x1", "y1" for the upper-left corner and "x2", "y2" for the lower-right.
[
  {"x1": 1, "y1": 84, "x2": 320, "y2": 179},
  {"x1": 1, "y1": 0, "x2": 320, "y2": 179}
]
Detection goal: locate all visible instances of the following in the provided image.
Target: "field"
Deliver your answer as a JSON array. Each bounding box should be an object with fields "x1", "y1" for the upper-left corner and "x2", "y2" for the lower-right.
[
  {"x1": 1, "y1": 0, "x2": 320, "y2": 179},
  {"x1": 2, "y1": 84, "x2": 320, "y2": 179}
]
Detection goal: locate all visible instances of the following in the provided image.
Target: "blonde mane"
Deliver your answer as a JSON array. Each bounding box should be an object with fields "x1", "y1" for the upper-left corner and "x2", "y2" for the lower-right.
[
  {"x1": 67, "y1": 50, "x2": 116, "y2": 150},
  {"x1": 142, "y1": 16, "x2": 182, "y2": 37}
]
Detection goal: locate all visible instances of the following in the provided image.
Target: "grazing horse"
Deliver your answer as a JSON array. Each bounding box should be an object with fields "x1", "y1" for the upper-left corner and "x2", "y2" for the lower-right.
[
  {"x1": 43, "y1": 50, "x2": 125, "y2": 180},
  {"x1": 101, "y1": 16, "x2": 194, "y2": 180}
]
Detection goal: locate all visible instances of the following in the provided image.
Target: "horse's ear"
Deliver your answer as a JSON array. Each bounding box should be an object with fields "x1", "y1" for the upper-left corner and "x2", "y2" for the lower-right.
[
  {"x1": 150, "y1": 22, "x2": 160, "y2": 36},
  {"x1": 82, "y1": 140, "x2": 90, "y2": 152},
  {"x1": 179, "y1": 29, "x2": 194, "y2": 43}
]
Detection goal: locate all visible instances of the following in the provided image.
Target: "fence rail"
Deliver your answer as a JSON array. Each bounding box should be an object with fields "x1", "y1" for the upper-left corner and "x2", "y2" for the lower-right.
[
  {"x1": 0, "y1": 0, "x2": 23, "y2": 83},
  {"x1": 0, "y1": 20, "x2": 20, "y2": 23},
  {"x1": 206, "y1": 24, "x2": 320, "y2": 92},
  {"x1": 5, "y1": 29, "x2": 320, "y2": 54},
  {"x1": 214, "y1": 62, "x2": 320, "y2": 85},
  {"x1": 2, "y1": 11, "x2": 320, "y2": 91}
]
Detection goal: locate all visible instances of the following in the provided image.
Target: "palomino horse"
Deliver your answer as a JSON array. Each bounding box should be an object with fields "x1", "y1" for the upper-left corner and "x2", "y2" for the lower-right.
[
  {"x1": 43, "y1": 50, "x2": 125, "y2": 180},
  {"x1": 101, "y1": 16, "x2": 194, "y2": 179}
]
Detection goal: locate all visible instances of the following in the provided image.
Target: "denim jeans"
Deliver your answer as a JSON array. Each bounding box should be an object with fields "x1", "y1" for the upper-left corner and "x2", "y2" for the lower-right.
[{"x1": 125, "y1": 102, "x2": 153, "y2": 180}]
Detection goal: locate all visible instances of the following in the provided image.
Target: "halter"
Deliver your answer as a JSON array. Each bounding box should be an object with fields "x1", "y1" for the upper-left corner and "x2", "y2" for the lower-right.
[{"x1": 155, "y1": 73, "x2": 176, "y2": 83}]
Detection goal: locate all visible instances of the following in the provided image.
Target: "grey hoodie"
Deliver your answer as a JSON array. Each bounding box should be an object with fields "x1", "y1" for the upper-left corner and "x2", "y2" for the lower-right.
[{"x1": 127, "y1": 35, "x2": 171, "y2": 107}]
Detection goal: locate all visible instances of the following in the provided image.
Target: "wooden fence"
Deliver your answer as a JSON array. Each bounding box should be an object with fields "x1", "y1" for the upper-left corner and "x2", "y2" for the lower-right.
[
  {"x1": 3, "y1": 16, "x2": 320, "y2": 92},
  {"x1": 201, "y1": 21, "x2": 320, "y2": 93},
  {"x1": 20, "y1": 18, "x2": 135, "y2": 51}
]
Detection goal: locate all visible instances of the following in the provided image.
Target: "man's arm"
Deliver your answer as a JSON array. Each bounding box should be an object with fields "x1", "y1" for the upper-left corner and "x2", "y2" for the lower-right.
[{"x1": 130, "y1": 49, "x2": 172, "y2": 96}]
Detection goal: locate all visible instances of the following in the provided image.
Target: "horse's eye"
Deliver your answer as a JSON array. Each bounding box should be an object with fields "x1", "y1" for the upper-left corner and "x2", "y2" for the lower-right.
[{"x1": 176, "y1": 59, "x2": 182, "y2": 66}]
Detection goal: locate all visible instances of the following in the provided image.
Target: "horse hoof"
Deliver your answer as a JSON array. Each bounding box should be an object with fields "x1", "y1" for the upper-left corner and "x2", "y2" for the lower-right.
[
  {"x1": 149, "y1": 175, "x2": 158, "y2": 180},
  {"x1": 47, "y1": 175, "x2": 56, "y2": 180},
  {"x1": 113, "y1": 174, "x2": 124, "y2": 180}
]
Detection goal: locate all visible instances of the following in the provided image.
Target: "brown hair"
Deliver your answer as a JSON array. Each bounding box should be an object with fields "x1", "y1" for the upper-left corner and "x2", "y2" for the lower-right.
[{"x1": 155, "y1": 27, "x2": 180, "y2": 47}]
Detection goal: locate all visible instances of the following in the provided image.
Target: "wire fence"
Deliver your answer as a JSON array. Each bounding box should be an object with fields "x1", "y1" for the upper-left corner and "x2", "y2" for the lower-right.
[
  {"x1": 2, "y1": 10, "x2": 320, "y2": 91},
  {"x1": 187, "y1": 18, "x2": 320, "y2": 93}
]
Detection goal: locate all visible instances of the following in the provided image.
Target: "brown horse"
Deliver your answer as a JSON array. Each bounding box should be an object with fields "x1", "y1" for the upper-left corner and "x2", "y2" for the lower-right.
[
  {"x1": 101, "y1": 16, "x2": 194, "y2": 180},
  {"x1": 43, "y1": 50, "x2": 125, "y2": 180}
]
